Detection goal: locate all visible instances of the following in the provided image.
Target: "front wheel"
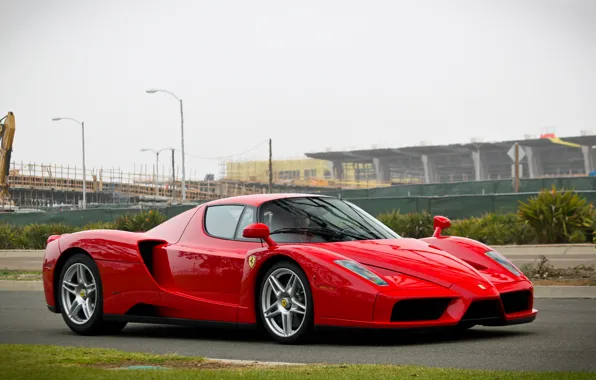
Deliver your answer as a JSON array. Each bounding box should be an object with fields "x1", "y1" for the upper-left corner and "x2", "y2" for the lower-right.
[
  {"x1": 258, "y1": 261, "x2": 313, "y2": 344},
  {"x1": 58, "y1": 253, "x2": 126, "y2": 335}
]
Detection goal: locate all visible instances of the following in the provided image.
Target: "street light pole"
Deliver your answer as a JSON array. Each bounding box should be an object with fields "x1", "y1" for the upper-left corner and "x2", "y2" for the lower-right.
[
  {"x1": 179, "y1": 98, "x2": 186, "y2": 201},
  {"x1": 81, "y1": 121, "x2": 86, "y2": 208},
  {"x1": 52, "y1": 117, "x2": 86, "y2": 209},
  {"x1": 141, "y1": 148, "x2": 171, "y2": 198},
  {"x1": 146, "y1": 89, "x2": 186, "y2": 201}
]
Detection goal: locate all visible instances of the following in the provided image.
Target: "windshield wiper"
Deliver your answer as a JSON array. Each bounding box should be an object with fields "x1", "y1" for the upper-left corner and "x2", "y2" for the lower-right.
[{"x1": 270, "y1": 227, "x2": 335, "y2": 236}]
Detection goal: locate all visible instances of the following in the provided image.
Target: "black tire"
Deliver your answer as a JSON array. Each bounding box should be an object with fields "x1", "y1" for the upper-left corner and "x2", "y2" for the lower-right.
[
  {"x1": 57, "y1": 253, "x2": 127, "y2": 335},
  {"x1": 258, "y1": 261, "x2": 314, "y2": 344}
]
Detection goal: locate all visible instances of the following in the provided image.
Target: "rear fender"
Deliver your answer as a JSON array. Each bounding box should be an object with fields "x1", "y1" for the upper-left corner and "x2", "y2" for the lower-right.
[
  {"x1": 44, "y1": 230, "x2": 167, "y2": 313},
  {"x1": 57, "y1": 230, "x2": 162, "y2": 263}
]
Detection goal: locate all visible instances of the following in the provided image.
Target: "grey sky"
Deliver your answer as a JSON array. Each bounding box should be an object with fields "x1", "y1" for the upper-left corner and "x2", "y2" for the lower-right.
[{"x1": 2, "y1": 0, "x2": 595, "y2": 178}]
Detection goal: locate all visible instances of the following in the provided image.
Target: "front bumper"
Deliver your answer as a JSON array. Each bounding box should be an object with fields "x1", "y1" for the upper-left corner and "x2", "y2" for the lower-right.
[{"x1": 316, "y1": 279, "x2": 537, "y2": 329}]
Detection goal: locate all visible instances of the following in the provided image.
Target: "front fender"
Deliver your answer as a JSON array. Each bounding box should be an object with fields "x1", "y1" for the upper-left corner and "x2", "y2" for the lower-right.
[
  {"x1": 237, "y1": 245, "x2": 385, "y2": 325},
  {"x1": 420, "y1": 236, "x2": 529, "y2": 285}
]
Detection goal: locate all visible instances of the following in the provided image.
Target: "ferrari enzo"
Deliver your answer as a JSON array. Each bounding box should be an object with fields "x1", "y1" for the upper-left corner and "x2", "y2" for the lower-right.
[{"x1": 42, "y1": 194, "x2": 537, "y2": 344}]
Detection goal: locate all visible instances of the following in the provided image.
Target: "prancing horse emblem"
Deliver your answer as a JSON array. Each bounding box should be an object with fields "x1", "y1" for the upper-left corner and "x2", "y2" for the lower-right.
[
  {"x1": 478, "y1": 284, "x2": 486, "y2": 290},
  {"x1": 248, "y1": 256, "x2": 256, "y2": 268}
]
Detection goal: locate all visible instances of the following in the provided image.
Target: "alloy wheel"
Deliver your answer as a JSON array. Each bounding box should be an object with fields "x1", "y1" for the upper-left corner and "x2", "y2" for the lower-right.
[
  {"x1": 61, "y1": 263, "x2": 97, "y2": 325},
  {"x1": 261, "y1": 268, "x2": 308, "y2": 338}
]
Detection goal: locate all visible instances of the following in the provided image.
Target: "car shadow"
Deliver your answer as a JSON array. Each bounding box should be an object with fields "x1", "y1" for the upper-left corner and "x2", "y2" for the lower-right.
[{"x1": 112, "y1": 323, "x2": 534, "y2": 347}]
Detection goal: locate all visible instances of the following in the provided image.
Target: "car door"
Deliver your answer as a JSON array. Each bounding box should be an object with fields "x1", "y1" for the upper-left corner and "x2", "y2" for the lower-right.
[{"x1": 159, "y1": 203, "x2": 263, "y2": 322}]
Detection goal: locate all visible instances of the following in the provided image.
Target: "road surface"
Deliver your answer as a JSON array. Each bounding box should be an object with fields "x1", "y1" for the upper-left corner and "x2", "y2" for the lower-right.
[{"x1": 0, "y1": 290, "x2": 594, "y2": 372}]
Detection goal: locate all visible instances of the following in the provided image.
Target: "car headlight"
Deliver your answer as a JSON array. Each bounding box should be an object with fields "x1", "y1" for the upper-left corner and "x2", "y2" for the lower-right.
[
  {"x1": 485, "y1": 251, "x2": 522, "y2": 276},
  {"x1": 334, "y1": 260, "x2": 389, "y2": 286}
]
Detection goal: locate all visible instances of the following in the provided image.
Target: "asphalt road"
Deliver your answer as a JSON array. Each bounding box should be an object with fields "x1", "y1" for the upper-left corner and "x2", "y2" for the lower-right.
[{"x1": 1, "y1": 292, "x2": 595, "y2": 372}]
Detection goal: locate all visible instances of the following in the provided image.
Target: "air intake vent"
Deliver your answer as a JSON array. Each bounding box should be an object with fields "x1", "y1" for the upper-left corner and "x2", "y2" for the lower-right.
[
  {"x1": 461, "y1": 299, "x2": 503, "y2": 322},
  {"x1": 391, "y1": 298, "x2": 453, "y2": 322},
  {"x1": 500, "y1": 290, "x2": 532, "y2": 314}
]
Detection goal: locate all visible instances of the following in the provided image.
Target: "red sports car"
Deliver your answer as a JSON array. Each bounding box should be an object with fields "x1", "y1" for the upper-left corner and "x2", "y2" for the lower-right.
[{"x1": 42, "y1": 194, "x2": 537, "y2": 344}]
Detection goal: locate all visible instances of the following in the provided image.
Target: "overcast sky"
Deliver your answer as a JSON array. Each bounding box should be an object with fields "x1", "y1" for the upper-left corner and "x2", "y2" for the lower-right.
[{"x1": 2, "y1": 0, "x2": 595, "y2": 178}]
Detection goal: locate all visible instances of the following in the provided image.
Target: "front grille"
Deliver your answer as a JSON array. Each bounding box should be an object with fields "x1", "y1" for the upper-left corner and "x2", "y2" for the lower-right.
[
  {"x1": 391, "y1": 298, "x2": 453, "y2": 322},
  {"x1": 461, "y1": 299, "x2": 503, "y2": 322},
  {"x1": 500, "y1": 290, "x2": 532, "y2": 314}
]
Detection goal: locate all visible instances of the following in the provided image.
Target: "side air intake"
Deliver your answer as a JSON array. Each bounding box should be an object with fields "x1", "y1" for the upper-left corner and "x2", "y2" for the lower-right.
[{"x1": 137, "y1": 240, "x2": 166, "y2": 277}]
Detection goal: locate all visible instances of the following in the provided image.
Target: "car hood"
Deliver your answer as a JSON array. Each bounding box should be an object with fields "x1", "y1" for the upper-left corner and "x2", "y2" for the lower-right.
[{"x1": 310, "y1": 239, "x2": 488, "y2": 288}]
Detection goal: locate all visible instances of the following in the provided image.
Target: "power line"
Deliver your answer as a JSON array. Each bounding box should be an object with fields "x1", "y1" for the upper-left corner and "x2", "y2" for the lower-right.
[{"x1": 176, "y1": 140, "x2": 269, "y2": 160}]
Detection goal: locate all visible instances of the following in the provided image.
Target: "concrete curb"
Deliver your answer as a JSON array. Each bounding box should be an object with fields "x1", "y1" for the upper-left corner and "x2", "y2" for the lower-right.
[
  {"x1": 205, "y1": 358, "x2": 306, "y2": 366},
  {"x1": 533, "y1": 286, "x2": 596, "y2": 299},
  {"x1": 1, "y1": 280, "x2": 595, "y2": 298},
  {"x1": 1, "y1": 247, "x2": 596, "y2": 272}
]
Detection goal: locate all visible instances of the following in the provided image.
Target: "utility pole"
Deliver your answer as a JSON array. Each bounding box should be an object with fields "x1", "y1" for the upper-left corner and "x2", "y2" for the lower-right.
[
  {"x1": 268, "y1": 138, "x2": 273, "y2": 193},
  {"x1": 514, "y1": 143, "x2": 520, "y2": 193},
  {"x1": 52, "y1": 117, "x2": 86, "y2": 209}
]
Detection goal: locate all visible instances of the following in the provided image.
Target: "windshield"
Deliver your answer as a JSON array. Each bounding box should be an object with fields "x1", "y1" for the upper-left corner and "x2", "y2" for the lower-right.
[{"x1": 257, "y1": 197, "x2": 401, "y2": 243}]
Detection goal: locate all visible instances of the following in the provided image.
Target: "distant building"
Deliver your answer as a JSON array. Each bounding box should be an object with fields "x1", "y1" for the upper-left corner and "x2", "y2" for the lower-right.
[
  {"x1": 223, "y1": 135, "x2": 596, "y2": 188},
  {"x1": 305, "y1": 134, "x2": 596, "y2": 184},
  {"x1": 223, "y1": 157, "x2": 422, "y2": 188}
]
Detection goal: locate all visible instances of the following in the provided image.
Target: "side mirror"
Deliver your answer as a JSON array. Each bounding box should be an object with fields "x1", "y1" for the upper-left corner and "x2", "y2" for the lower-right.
[
  {"x1": 432, "y1": 216, "x2": 451, "y2": 237},
  {"x1": 243, "y1": 223, "x2": 276, "y2": 247}
]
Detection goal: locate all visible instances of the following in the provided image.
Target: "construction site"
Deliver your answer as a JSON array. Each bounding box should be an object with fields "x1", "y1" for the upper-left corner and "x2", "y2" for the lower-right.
[{"x1": 2, "y1": 110, "x2": 596, "y2": 212}]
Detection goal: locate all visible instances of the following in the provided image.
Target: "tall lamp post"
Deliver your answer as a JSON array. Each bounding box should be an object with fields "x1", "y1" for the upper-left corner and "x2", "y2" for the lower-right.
[
  {"x1": 140, "y1": 148, "x2": 171, "y2": 197},
  {"x1": 52, "y1": 117, "x2": 86, "y2": 209},
  {"x1": 145, "y1": 89, "x2": 186, "y2": 201}
]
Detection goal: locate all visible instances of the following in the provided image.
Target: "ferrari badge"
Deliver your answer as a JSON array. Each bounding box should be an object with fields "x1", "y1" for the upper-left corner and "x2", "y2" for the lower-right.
[
  {"x1": 478, "y1": 284, "x2": 486, "y2": 290},
  {"x1": 248, "y1": 256, "x2": 256, "y2": 268}
]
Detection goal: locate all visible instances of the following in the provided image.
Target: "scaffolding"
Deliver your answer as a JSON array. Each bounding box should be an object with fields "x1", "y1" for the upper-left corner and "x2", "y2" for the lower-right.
[{"x1": 7, "y1": 161, "x2": 274, "y2": 206}]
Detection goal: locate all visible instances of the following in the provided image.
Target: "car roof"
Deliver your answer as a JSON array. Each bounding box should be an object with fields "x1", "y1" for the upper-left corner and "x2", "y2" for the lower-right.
[{"x1": 203, "y1": 193, "x2": 330, "y2": 207}]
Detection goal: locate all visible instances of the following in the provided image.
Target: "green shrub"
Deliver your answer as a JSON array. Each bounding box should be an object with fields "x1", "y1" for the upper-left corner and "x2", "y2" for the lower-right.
[
  {"x1": 81, "y1": 221, "x2": 116, "y2": 230},
  {"x1": 569, "y1": 229, "x2": 587, "y2": 244},
  {"x1": 376, "y1": 210, "x2": 401, "y2": 233},
  {"x1": 447, "y1": 217, "x2": 484, "y2": 240},
  {"x1": 376, "y1": 210, "x2": 434, "y2": 238},
  {"x1": 113, "y1": 210, "x2": 167, "y2": 232},
  {"x1": 0, "y1": 222, "x2": 21, "y2": 249},
  {"x1": 16, "y1": 223, "x2": 76, "y2": 249},
  {"x1": 518, "y1": 187, "x2": 593, "y2": 244}
]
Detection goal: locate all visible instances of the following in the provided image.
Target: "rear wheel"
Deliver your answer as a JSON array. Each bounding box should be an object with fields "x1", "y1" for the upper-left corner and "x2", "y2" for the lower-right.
[
  {"x1": 258, "y1": 261, "x2": 313, "y2": 344},
  {"x1": 58, "y1": 253, "x2": 126, "y2": 335}
]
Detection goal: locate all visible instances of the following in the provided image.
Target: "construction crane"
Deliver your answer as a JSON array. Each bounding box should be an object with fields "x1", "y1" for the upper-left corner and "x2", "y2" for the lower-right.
[{"x1": 0, "y1": 112, "x2": 16, "y2": 211}]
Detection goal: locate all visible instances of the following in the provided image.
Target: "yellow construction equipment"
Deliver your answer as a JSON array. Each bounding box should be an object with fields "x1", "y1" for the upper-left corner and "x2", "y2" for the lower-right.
[{"x1": 0, "y1": 112, "x2": 16, "y2": 211}]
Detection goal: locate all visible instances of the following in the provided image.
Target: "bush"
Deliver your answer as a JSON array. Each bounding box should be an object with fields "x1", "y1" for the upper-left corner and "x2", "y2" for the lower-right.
[
  {"x1": 81, "y1": 221, "x2": 116, "y2": 231},
  {"x1": 376, "y1": 211, "x2": 434, "y2": 238},
  {"x1": 449, "y1": 213, "x2": 536, "y2": 246},
  {"x1": 0, "y1": 210, "x2": 167, "y2": 250},
  {"x1": 0, "y1": 222, "x2": 21, "y2": 249},
  {"x1": 113, "y1": 210, "x2": 167, "y2": 232},
  {"x1": 16, "y1": 223, "x2": 76, "y2": 249},
  {"x1": 518, "y1": 187, "x2": 593, "y2": 244}
]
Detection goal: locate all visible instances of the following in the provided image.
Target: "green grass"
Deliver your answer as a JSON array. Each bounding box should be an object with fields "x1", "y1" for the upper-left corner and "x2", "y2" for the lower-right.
[
  {"x1": 0, "y1": 269, "x2": 42, "y2": 281},
  {"x1": 0, "y1": 344, "x2": 594, "y2": 380}
]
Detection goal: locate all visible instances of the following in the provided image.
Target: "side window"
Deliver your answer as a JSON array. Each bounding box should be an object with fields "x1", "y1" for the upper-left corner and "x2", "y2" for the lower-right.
[
  {"x1": 234, "y1": 206, "x2": 258, "y2": 240},
  {"x1": 204, "y1": 205, "x2": 245, "y2": 239}
]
